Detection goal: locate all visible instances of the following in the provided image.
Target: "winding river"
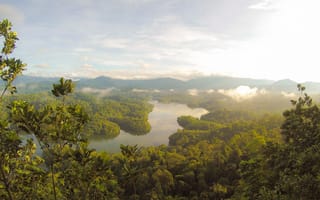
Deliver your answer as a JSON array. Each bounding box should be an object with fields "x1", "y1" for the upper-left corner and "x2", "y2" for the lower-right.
[{"x1": 89, "y1": 101, "x2": 208, "y2": 153}]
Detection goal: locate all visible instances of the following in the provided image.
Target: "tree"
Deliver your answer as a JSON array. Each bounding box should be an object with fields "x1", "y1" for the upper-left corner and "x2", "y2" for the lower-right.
[
  {"x1": 275, "y1": 84, "x2": 320, "y2": 198},
  {"x1": 52, "y1": 77, "x2": 75, "y2": 99},
  {"x1": 1, "y1": 19, "x2": 119, "y2": 200},
  {"x1": 56, "y1": 143, "x2": 120, "y2": 199},
  {"x1": 9, "y1": 78, "x2": 89, "y2": 200},
  {"x1": 0, "y1": 19, "x2": 25, "y2": 99},
  {"x1": 0, "y1": 19, "x2": 46, "y2": 200},
  {"x1": 281, "y1": 84, "x2": 319, "y2": 149},
  {"x1": 118, "y1": 144, "x2": 141, "y2": 197},
  {"x1": 238, "y1": 85, "x2": 320, "y2": 199}
]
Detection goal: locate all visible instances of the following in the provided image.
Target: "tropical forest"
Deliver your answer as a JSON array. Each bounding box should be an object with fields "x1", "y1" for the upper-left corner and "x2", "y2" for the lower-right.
[{"x1": 1, "y1": 18, "x2": 320, "y2": 200}]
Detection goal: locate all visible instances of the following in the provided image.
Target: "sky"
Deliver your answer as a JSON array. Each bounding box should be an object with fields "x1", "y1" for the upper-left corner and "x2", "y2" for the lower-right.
[{"x1": 1, "y1": 0, "x2": 320, "y2": 82}]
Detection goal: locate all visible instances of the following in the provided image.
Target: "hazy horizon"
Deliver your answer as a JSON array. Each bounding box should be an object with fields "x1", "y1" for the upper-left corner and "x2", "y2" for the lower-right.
[
  {"x1": 1, "y1": 0, "x2": 319, "y2": 82},
  {"x1": 15, "y1": 73, "x2": 310, "y2": 83}
]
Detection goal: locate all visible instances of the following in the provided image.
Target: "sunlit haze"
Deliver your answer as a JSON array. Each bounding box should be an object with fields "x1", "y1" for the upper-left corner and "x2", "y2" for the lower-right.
[{"x1": 1, "y1": 0, "x2": 319, "y2": 82}]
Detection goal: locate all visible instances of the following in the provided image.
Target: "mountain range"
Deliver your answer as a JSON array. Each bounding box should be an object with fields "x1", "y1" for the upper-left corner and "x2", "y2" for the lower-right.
[{"x1": 11, "y1": 75, "x2": 320, "y2": 94}]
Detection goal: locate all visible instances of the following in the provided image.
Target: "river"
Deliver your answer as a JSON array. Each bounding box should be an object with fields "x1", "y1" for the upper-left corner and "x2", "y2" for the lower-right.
[{"x1": 88, "y1": 101, "x2": 208, "y2": 153}]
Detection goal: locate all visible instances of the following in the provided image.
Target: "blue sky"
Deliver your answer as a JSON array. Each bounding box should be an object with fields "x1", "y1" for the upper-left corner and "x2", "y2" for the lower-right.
[{"x1": 1, "y1": 0, "x2": 320, "y2": 81}]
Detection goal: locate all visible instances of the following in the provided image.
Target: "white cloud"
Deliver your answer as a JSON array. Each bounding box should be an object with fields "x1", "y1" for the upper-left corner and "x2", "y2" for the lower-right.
[
  {"x1": 218, "y1": 86, "x2": 261, "y2": 101},
  {"x1": 281, "y1": 91, "x2": 296, "y2": 98},
  {"x1": 81, "y1": 63, "x2": 93, "y2": 69},
  {"x1": 18, "y1": 0, "x2": 320, "y2": 82},
  {"x1": 260, "y1": 89, "x2": 268, "y2": 95},
  {"x1": 99, "y1": 59, "x2": 136, "y2": 67},
  {"x1": 80, "y1": 87, "x2": 113, "y2": 97},
  {"x1": 188, "y1": 89, "x2": 199, "y2": 96},
  {"x1": 0, "y1": 4, "x2": 24, "y2": 24},
  {"x1": 74, "y1": 48, "x2": 93, "y2": 52},
  {"x1": 84, "y1": 17, "x2": 224, "y2": 78},
  {"x1": 151, "y1": 25, "x2": 218, "y2": 45},
  {"x1": 82, "y1": 56, "x2": 89, "y2": 62},
  {"x1": 245, "y1": 0, "x2": 320, "y2": 82},
  {"x1": 100, "y1": 38, "x2": 130, "y2": 49},
  {"x1": 206, "y1": 89, "x2": 215, "y2": 94},
  {"x1": 132, "y1": 88, "x2": 149, "y2": 93},
  {"x1": 33, "y1": 63, "x2": 50, "y2": 68},
  {"x1": 248, "y1": 0, "x2": 277, "y2": 10}
]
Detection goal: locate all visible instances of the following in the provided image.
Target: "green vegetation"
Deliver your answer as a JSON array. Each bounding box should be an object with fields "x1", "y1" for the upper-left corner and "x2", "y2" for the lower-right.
[
  {"x1": 3, "y1": 91, "x2": 153, "y2": 139},
  {"x1": 153, "y1": 90, "x2": 295, "y2": 113},
  {"x1": 2, "y1": 19, "x2": 320, "y2": 199},
  {"x1": 72, "y1": 93, "x2": 152, "y2": 137}
]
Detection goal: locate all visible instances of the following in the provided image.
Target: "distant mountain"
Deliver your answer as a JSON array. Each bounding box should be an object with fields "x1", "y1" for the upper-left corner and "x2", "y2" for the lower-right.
[
  {"x1": 14, "y1": 76, "x2": 58, "y2": 84},
  {"x1": 303, "y1": 82, "x2": 320, "y2": 93},
  {"x1": 268, "y1": 79, "x2": 298, "y2": 92},
  {"x1": 185, "y1": 76, "x2": 273, "y2": 89},
  {"x1": 77, "y1": 76, "x2": 186, "y2": 90},
  {"x1": 12, "y1": 76, "x2": 59, "y2": 93},
  {"x1": 77, "y1": 75, "x2": 275, "y2": 90},
  {"x1": 11, "y1": 75, "x2": 320, "y2": 94}
]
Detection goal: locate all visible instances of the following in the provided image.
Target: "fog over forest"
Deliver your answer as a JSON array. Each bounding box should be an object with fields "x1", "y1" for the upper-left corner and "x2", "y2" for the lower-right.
[{"x1": 1, "y1": 0, "x2": 320, "y2": 199}]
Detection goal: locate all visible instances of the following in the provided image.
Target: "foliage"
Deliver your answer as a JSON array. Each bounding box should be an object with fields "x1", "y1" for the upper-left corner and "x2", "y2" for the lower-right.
[
  {"x1": 4, "y1": 91, "x2": 153, "y2": 138},
  {"x1": 154, "y1": 90, "x2": 292, "y2": 113},
  {"x1": 0, "y1": 19, "x2": 44, "y2": 200},
  {"x1": 51, "y1": 78, "x2": 75, "y2": 98},
  {"x1": 0, "y1": 19, "x2": 26, "y2": 99},
  {"x1": 238, "y1": 84, "x2": 320, "y2": 199},
  {"x1": 2, "y1": 19, "x2": 320, "y2": 200}
]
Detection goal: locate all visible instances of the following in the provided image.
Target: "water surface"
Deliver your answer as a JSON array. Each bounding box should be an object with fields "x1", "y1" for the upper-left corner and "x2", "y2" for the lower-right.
[{"x1": 89, "y1": 101, "x2": 208, "y2": 153}]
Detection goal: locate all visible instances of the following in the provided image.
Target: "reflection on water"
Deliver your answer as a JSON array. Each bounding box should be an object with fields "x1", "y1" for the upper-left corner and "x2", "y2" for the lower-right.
[{"x1": 89, "y1": 101, "x2": 208, "y2": 153}]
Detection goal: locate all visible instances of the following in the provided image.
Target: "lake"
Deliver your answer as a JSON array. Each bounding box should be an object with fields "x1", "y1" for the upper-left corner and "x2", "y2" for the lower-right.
[{"x1": 89, "y1": 101, "x2": 208, "y2": 153}]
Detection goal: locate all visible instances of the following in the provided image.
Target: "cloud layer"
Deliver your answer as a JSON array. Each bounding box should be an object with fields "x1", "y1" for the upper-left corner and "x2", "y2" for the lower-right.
[{"x1": 1, "y1": 0, "x2": 319, "y2": 82}]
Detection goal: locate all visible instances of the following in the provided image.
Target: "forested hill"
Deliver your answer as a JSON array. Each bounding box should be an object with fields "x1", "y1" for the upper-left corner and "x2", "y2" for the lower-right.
[
  {"x1": 13, "y1": 75, "x2": 320, "y2": 93},
  {"x1": 4, "y1": 18, "x2": 320, "y2": 200}
]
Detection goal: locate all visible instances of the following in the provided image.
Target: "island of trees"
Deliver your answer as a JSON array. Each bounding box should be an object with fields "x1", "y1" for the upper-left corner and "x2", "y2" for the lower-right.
[{"x1": 1, "y1": 19, "x2": 320, "y2": 200}]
